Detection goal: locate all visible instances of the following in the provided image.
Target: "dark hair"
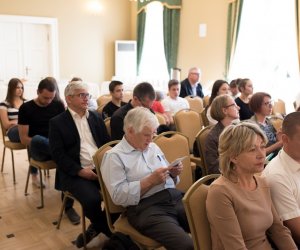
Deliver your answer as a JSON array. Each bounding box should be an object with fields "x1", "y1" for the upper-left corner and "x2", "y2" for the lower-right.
[
  {"x1": 38, "y1": 77, "x2": 62, "y2": 102},
  {"x1": 5, "y1": 78, "x2": 25, "y2": 107},
  {"x1": 249, "y1": 92, "x2": 271, "y2": 113},
  {"x1": 133, "y1": 82, "x2": 155, "y2": 101},
  {"x1": 208, "y1": 79, "x2": 228, "y2": 105},
  {"x1": 70, "y1": 77, "x2": 82, "y2": 82},
  {"x1": 282, "y1": 112, "x2": 300, "y2": 138},
  {"x1": 229, "y1": 79, "x2": 237, "y2": 88},
  {"x1": 109, "y1": 80, "x2": 123, "y2": 92},
  {"x1": 238, "y1": 78, "x2": 250, "y2": 92},
  {"x1": 168, "y1": 79, "x2": 179, "y2": 90}
]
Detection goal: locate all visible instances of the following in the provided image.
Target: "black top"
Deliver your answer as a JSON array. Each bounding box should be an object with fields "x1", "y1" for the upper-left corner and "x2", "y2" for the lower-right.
[
  {"x1": 235, "y1": 97, "x2": 254, "y2": 121},
  {"x1": 18, "y1": 100, "x2": 65, "y2": 138},
  {"x1": 179, "y1": 78, "x2": 204, "y2": 98},
  {"x1": 102, "y1": 101, "x2": 127, "y2": 119}
]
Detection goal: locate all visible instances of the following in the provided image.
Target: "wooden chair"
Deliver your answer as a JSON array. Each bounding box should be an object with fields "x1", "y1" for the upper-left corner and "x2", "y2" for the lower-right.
[
  {"x1": 153, "y1": 131, "x2": 193, "y2": 193},
  {"x1": 123, "y1": 90, "x2": 133, "y2": 103},
  {"x1": 56, "y1": 191, "x2": 87, "y2": 250},
  {"x1": 173, "y1": 109, "x2": 203, "y2": 174},
  {"x1": 0, "y1": 119, "x2": 27, "y2": 184},
  {"x1": 93, "y1": 141, "x2": 162, "y2": 249},
  {"x1": 195, "y1": 125, "x2": 214, "y2": 176},
  {"x1": 268, "y1": 115, "x2": 283, "y2": 133},
  {"x1": 272, "y1": 99, "x2": 286, "y2": 116},
  {"x1": 200, "y1": 109, "x2": 210, "y2": 127},
  {"x1": 185, "y1": 96, "x2": 204, "y2": 114},
  {"x1": 155, "y1": 112, "x2": 166, "y2": 125},
  {"x1": 203, "y1": 95, "x2": 210, "y2": 108},
  {"x1": 183, "y1": 174, "x2": 220, "y2": 250},
  {"x1": 104, "y1": 117, "x2": 111, "y2": 137},
  {"x1": 96, "y1": 94, "x2": 111, "y2": 114},
  {"x1": 24, "y1": 158, "x2": 56, "y2": 209}
]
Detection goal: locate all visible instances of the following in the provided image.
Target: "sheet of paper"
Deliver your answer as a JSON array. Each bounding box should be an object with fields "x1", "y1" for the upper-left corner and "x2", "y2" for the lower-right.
[{"x1": 169, "y1": 156, "x2": 187, "y2": 167}]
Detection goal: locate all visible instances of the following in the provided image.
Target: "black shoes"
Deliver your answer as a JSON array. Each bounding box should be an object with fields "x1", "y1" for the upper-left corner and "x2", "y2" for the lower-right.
[
  {"x1": 75, "y1": 224, "x2": 99, "y2": 248},
  {"x1": 65, "y1": 207, "x2": 80, "y2": 225}
]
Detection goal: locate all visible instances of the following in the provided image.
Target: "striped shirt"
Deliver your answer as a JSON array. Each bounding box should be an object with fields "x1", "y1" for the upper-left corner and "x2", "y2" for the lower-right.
[{"x1": 0, "y1": 101, "x2": 20, "y2": 120}]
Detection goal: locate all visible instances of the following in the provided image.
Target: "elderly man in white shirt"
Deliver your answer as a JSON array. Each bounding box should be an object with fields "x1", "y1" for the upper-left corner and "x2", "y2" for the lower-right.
[
  {"x1": 264, "y1": 111, "x2": 300, "y2": 247},
  {"x1": 101, "y1": 107, "x2": 193, "y2": 250}
]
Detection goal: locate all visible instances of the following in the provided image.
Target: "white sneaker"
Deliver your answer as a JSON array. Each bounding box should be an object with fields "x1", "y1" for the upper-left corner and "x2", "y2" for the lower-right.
[
  {"x1": 87, "y1": 233, "x2": 109, "y2": 249},
  {"x1": 32, "y1": 177, "x2": 46, "y2": 188}
]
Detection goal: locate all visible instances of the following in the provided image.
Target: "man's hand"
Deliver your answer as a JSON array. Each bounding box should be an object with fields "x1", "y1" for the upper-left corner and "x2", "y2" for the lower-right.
[
  {"x1": 148, "y1": 167, "x2": 171, "y2": 186},
  {"x1": 78, "y1": 166, "x2": 97, "y2": 180},
  {"x1": 169, "y1": 162, "x2": 183, "y2": 178}
]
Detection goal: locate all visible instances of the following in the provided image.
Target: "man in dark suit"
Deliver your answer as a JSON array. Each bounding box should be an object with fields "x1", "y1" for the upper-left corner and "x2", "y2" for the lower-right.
[
  {"x1": 49, "y1": 82, "x2": 111, "y2": 248},
  {"x1": 179, "y1": 67, "x2": 204, "y2": 98}
]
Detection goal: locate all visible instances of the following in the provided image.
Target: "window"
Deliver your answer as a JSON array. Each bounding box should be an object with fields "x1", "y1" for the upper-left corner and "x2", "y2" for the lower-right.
[
  {"x1": 228, "y1": 0, "x2": 299, "y2": 112},
  {"x1": 138, "y1": 1, "x2": 169, "y2": 90}
]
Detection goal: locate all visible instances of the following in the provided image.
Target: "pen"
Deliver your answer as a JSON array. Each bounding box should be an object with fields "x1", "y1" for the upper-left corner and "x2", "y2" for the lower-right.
[{"x1": 157, "y1": 154, "x2": 162, "y2": 161}]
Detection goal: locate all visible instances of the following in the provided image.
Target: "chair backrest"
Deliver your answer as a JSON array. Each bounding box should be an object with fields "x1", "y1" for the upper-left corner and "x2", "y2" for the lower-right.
[
  {"x1": 185, "y1": 96, "x2": 204, "y2": 114},
  {"x1": 174, "y1": 109, "x2": 203, "y2": 153},
  {"x1": 104, "y1": 117, "x2": 111, "y2": 137},
  {"x1": 272, "y1": 99, "x2": 286, "y2": 116},
  {"x1": 203, "y1": 95, "x2": 210, "y2": 108},
  {"x1": 153, "y1": 131, "x2": 193, "y2": 193},
  {"x1": 268, "y1": 115, "x2": 283, "y2": 133},
  {"x1": 155, "y1": 112, "x2": 166, "y2": 125},
  {"x1": 183, "y1": 174, "x2": 220, "y2": 250},
  {"x1": 97, "y1": 94, "x2": 112, "y2": 114},
  {"x1": 93, "y1": 140, "x2": 121, "y2": 233},
  {"x1": 123, "y1": 90, "x2": 133, "y2": 103},
  {"x1": 195, "y1": 125, "x2": 214, "y2": 175},
  {"x1": 0, "y1": 118, "x2": 7, "y2": 141},
  {"x1": 200, "y1": 109, "x2": 210, "y2": 127}
]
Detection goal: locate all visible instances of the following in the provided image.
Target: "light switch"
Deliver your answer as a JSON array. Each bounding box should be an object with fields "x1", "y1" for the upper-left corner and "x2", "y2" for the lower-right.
[{"x1": 199, "y1": 24, "x2": 207, "y2": 38}]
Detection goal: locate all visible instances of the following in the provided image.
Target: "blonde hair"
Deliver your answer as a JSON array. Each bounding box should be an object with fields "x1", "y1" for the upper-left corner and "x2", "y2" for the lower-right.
[
  {"x1": 210, "y1": 94, "x2": 232, "y2": 121},
  {"x1": 124, "y1": 107, "x2": 159, "y2": 134},
  {"x1": 219, "y1": 122, "x2": 267, "y2": 178}
]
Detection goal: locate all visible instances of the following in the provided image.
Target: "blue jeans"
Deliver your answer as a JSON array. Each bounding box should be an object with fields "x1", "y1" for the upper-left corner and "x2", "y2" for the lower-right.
[
  {"x1": 29, "y1": 135, "x2": 52, "y2": 174},
  {"x1": 7, "y1": 126, "x2": 20, "y2": 143}
]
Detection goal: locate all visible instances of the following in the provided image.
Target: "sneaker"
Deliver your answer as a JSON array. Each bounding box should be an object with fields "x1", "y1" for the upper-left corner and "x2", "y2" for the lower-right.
[
  {"x1": 65, "y1": 207, "x2": 80, "y2": 225},
  {"x1": 75, "y1": 224, "x2": 99, "y2": 248},
  {"x1": 87, "y1": 233, "x2": 109, "y2": 248},
  {"x1": 32, "y1": 177, "x2": 46, "y2": 188}
]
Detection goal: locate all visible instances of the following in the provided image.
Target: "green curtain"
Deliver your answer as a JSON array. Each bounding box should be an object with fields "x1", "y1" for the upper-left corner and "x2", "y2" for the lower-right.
[
  {"x1": 163, "y1": 5, "x2": 181, "y2": 76},
  {"x1": 137, "y1": 0, "x2": 181, "y2": 75},
  {"x1": 296, "y1": 0, "x2": 300, "y2": 71},
  {"x1": 225, "y1": 0, "x2": 244, "y2": 79},
  {"x1": 137, "y1": 10, "x2": 146, "y2": 74}
]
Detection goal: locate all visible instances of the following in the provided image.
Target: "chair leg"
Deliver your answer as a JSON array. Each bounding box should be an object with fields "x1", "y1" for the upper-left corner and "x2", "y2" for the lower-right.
[
  {"x1": 24, "y1": 165, "x2": 31, "y2": 195},
  {"x1": 10, "y1": 149, "x2": 16, "y2": 184},
  {"x1": 56, "y1": 193, "x2": 68, "y2": 229},
  {"x1": 81, "y1": 208, "x2": 87, "y2": 250},
  {"x1": 1, "y1": 146, "x2": 6, "y2": 172},
  {"x1": 37, "y1": 168, "x2": 44, "y2": 209}
]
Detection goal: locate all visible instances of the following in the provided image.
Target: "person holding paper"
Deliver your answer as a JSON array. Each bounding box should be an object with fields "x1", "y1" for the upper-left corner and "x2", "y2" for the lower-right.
[{"x1": 101, "y1": 107, "x2": 193, "y2": 250}]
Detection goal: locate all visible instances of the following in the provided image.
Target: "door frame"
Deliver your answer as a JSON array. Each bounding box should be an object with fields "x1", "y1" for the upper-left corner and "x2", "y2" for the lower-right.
[{"x1": 0, "y1": 14, "x2": 59, "y2": 79}]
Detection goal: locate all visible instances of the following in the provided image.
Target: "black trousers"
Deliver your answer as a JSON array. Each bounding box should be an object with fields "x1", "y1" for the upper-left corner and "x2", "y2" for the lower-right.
[{"x1": 127, "y1": 189, "x2": 193, "y2": 250}]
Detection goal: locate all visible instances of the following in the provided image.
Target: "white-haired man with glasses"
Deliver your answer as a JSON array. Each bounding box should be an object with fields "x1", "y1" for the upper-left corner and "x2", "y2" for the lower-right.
[{"x1": 49, "y1": 82, "x2": 112, "y2": 248}]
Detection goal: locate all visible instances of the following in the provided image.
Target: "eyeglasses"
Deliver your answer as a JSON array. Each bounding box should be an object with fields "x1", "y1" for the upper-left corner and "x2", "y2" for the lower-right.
[
  {"x1": 225, "y1": 103, "x2": 238, "y2": 108},
  {"x1": 72, "y1": 93, "x2": 91, "y2": 99},
  {"x1": 263, "y1": 100, "x2": 274, "y2": 107}
]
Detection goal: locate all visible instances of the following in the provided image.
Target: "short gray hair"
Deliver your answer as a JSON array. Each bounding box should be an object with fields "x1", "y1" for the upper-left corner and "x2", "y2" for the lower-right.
[
  {"x1": 64, "y1": 82, "x2": 88, "y2": 97},
  {"x1": 124, "y1": 107, "x2": 159, "y2": 134}
]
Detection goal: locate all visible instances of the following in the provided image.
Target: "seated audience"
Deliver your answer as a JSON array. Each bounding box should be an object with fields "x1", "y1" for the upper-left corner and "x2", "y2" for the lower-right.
[
  {"x1": 229, "y1": 78, "x2": 241, "y2": 99},
  {"x1": 205, "y1": 94, "x2": 240, "y2": 174},
  {"x1": 264, "y1": 112, "x2": 300, "y2": 247},
  {"x1": 70, "y1": 77, "x2": 97, "y2": 110},
  {"x1": 151, "y1": 90, "x2": 170, "y2": 125},
  {"x1": 206, "y1": 80, "x2": 230, "y2": 125},
  {"x1": 235, "y1": 78, "x2": 254, "y2": 120},
  {"x1": 102, "y1": 80, "x2": 126, "y2": 119},
  {"x1": 179, "y1": 67, "x2": 204, "y2": 98},
  {"x1": 248, "y1": 92, "x2": 282, "y2": 156},
  {"x1": 0, "y1": 78, "x2": 25, "y2": 142},
  {"x1": 18, "y1": 77, "x2": 65, "y2": 187},
  {"x1": 161, "y1": 79, "x2": 189, "y2": 125},
  {"x1": 206, "y1": 122, "x2": 296, "y2": 250},
  {"x1": 101, "y1": 107, "x2": 193, "y2": 250},
  {"x1": 49, "y1": 82, "x2": 111, "y2": 248},
  {"x1": 110, "y1": 82, "x2": 155, "y2": 140}
]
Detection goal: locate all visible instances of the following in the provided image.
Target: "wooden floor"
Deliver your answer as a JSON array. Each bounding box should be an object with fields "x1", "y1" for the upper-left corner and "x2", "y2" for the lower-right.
[{"x1": 0, "y1": 137, "x2": 103, "y2": 250}]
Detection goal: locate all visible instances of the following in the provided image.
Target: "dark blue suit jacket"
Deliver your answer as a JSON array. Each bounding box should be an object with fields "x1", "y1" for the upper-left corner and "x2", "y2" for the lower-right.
[
  {"x1": 179, "y1": 78, "x2": 204, "y2": 98},
  {"x1": 49, "y1": 109, "x2": 110, "y2": 190}
]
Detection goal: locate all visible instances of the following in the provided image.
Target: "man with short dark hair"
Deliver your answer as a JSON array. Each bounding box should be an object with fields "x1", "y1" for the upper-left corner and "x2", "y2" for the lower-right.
[
  {"x1": 264, "y1": 111, "x2": 300, "y2": 246},
  {"x1": 179, "y1": 67, "x2": 204, "y2": 98},
  {"x1": 49, "y1": 82, "x2": 111, "y2": 248},
  {"x1": 110, "y1": 82, "x2": 155, "y2": 140},
  {"x1": 102, "y1": 80, "x2": 126, "y2": 119}
]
